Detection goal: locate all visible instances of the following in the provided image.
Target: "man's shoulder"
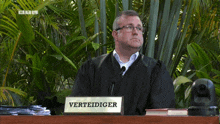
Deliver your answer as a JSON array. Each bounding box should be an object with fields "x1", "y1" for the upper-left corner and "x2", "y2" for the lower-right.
[
  {"x1": 79, "y1": 54, "x2": 109, "y2": 71},
  {"x1": 92, "y1": 53, "x2": 108, "y2": 61},
  {"x1": 85, "y1": 53, "x2": 112, "y2": 69},
  {"x1": 91, "y1": 53, "x2": 109, "y2": 64},
  {"x1": 141, "y1": 54, "x2": 159, "y2": 68}
]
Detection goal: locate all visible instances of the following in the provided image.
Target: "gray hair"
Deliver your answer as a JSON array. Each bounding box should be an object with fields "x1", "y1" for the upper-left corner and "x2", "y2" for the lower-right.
[{"x1": 112, "y1": 10, "x2": 140, "y2": 30}]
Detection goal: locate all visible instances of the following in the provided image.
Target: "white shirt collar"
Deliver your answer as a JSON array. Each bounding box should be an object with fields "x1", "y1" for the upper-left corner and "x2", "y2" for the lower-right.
[
  {"x1": 113, "y1": 50, "x2": 139, "y2": 75},
  {"x1": 113, "y1": 50, "x2": 139, "y2": 64}
]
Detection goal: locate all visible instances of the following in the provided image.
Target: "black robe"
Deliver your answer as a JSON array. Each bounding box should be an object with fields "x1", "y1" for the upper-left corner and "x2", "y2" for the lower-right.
[{"x1": 71, "y1": 52, "x2": 175, "y2": 115}]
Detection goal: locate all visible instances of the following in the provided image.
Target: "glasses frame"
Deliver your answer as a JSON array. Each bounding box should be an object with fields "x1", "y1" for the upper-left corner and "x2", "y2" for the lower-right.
[{"x1": 115, "y1": 25, "x2": 145, "y2": 34}]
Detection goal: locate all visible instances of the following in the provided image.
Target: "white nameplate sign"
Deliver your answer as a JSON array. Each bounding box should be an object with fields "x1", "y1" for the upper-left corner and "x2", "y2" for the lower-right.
[{"x1": 64, "y1": 96, "x2": 123, "y2": 115}]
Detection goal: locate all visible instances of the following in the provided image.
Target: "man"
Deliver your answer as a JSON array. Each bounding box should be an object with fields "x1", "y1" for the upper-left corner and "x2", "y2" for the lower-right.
[{"x1": 71, "y1": 10, "x2": 175, "y2": 115}]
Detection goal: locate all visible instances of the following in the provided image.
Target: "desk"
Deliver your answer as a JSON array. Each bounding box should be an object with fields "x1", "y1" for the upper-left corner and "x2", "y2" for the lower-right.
[{"x1": 0, "y1": 115, "x2": 219, "y2": 124}]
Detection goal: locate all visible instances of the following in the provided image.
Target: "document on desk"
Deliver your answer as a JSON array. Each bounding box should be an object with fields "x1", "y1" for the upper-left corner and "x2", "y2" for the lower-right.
[{"x1": 145, "y1": 108, "x2": 188, "y2": 116}]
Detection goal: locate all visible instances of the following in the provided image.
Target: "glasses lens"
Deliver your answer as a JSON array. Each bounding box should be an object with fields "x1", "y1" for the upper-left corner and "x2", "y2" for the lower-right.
[
  {"x1": 120, "y1": 25, "x2": 144, "y2": 33},
  {"x1": 126, "y1": 25, "x2": 133, "y2": 31},
  {"x1": 136, "y1": 27, "x2": 143, "y2": 32}
]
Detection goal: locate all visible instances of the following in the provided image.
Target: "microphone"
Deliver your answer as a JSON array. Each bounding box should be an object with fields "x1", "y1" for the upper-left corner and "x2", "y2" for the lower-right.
[
  {"x1": 119, "y1": 66, "x2": 126, "y2": 76},
  {"x1": 110, "y1": 66, "x2": 126, "y2": 96},
  {"x1": 110, "y1": 82, "x2": 115, "y2": 96}
]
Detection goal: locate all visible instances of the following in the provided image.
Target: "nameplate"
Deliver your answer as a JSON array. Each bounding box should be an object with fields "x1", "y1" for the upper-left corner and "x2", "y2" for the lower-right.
[{"x1": 64, "y1": 96, "x2": 123, "y2": 115}]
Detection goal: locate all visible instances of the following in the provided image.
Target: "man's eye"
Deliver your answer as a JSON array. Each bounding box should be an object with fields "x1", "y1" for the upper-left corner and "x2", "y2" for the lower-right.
[
  {"x1": 137, "y1": 27, "x2": 142, "y2": 31},
  {"x1": 127, "y1": 26, "x2": 133, "y2": 29}
]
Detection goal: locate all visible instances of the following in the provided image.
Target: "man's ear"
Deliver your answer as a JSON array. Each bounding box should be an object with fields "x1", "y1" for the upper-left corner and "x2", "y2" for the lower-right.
[{"x1": 112, "y1": 30, "x2": 118, "y2": 40}]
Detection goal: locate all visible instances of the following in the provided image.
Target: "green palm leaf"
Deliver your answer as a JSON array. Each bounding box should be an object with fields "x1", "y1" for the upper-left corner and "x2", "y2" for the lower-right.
[
  {"x1": 100, "y1": 0, "x2": 107, "y2": 54},
  {"x1": 35, "y1": 30, "x2": 77, "y2": 70},
  {"x1": 0, "y1": 87, "x2": 26, "y2": 106},
  {"x1": 145, "y1": 0, "x2": 159, "y2": 58}
]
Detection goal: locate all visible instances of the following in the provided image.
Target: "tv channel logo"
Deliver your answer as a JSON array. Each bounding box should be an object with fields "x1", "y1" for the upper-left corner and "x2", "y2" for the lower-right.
[{"x1": 18, "y1": 10, "x2": 38, "y2": 15}]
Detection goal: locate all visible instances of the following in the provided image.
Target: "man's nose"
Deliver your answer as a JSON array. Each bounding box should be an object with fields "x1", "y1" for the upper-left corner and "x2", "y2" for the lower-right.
[{"x1": 132, "y1": 27, "x2": 138, "y2": 34}]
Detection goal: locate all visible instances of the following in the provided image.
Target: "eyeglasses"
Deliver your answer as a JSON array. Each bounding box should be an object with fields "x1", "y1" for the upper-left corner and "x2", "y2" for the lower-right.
[{"x1": 115, "y1": 25, "x2": 144, "y2": 33}]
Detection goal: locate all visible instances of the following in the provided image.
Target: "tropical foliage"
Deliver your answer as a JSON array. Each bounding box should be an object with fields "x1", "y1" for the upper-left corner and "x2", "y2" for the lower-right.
[{"x1": 0, "y1": 0, "x2": 219, "y2": 114}]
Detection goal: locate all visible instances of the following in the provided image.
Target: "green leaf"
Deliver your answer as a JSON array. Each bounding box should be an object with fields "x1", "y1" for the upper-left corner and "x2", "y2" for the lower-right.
[
  {"x1": 174, "y1": 85, "x2": 181, "y2": 93},
  {"x1": 77, "y1": 0, "x2": 88, "y2": 38},
  {"x1": 173, "y1": 76, "x2": 192, "y2": 87},
  {"x1": 66, "y1": 36, "x2": 86, "y2": 46},
  {"x1": 92, "y1": 42, "x2": 100, "y2": 51},
  {"x1": 0, "y1": 87, "x2": 27, "y2": 97},
  {"x1": 50, "y1": 54, "x2": 63, "y2": 61},
  {"x1": 55, "y1": 89, "x2": 72, "y2": 104},
  {"x1": 0, "y1": 88, "x2": 7, "y2": 102},
  {"x1": 214, "y1": 83, "x2": 220, "y2": 89},
  {"x1": 16, "y1": 14, "x2": 35, "y2": 45},
  {"x1": 29, "y1": 0, "x2": 55, "y2": 20},
  {"x1": 212, "y1": 79, "x2": 220, "y2": 84},
  {"x1": 163, "y1": 0, "x2": 182, "y2": 67},
  {"x1": 17, "y1": 0, "x2": 29, "y2": 10},
  {"x1": 100, "y1": 0, "x2": 107, "y2": 54},
  {"x1": 122, "y1": 0, "x2": 129, "y2": 11},
  {"x1": 178, "y1": 100, "x2": 184, "y2": 108},
  {"x1": 94, "y1": 15, "x2": 99, "y2": 44},
  {"x1": 187, "y1": 44, "x2": 197, "y2": 61},
  {"x1": 70, "y1": 33, "x2": 100, "y2": 57},
  {"x1": 1, "y1": 15, "x2": 19, "y2": 32},
  {"x1": 32, "y1": 53, "x2": 42, "y2": 72},
  {"x1": 0, "y1": 24, "x2": 17, "y2": 37},
  {"x1": 170, "y1": 0, "x2": 195, "y2": 76},
  {"x1": 196, "y1": 70, "x2": 211, "y2": 79},
  {"x1": 35, "y1": 30, "x2": 77, "y2": 70},
  {"x1": 0, "y1": 0, "x2": 11, "y2": 14},
  {"x1": 8, "y1": 9, "x2": 16, "y2": 20},
  {"x1": 215, "y1": 88, "x2": 220, "y2": 96},
  {"x1": 0, "y1": 31, "x2": 14, "y2": 39},
  {"x1": 212, "y1": 69, "x2": 220, "y2": 76},
  {"x1": 187, "y1": 42, "x2": 212, "y2": 72},
  {"x1": 94, "y1": 15, "x2": 100, "y2": 56},
  {"x1": 185, "y1": 85, "x2": 192, "y2": 99},
  {"x1": 158, "y1": 0, "x2": 170, "y2": 60},
  {"x1": 146, "y1": 0, "x2": 159, "y2": 58},
  {"x1": 26, "y1": 54, "x2": 33, "y2": 61}
]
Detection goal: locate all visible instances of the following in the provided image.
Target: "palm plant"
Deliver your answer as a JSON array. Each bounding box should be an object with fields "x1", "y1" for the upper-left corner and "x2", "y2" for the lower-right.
[
  {"x1": 0, "y1": 0, "x2": 219, "y2": 113},
  {"x1": 0, "y1": 0, "x2": 97, "y2": 107}
]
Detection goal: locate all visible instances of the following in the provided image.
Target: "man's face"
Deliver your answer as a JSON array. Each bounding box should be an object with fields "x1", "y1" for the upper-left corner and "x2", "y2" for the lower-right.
[{"x1": 114, "y1": 15, "x2": 144, "y2": 50}]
